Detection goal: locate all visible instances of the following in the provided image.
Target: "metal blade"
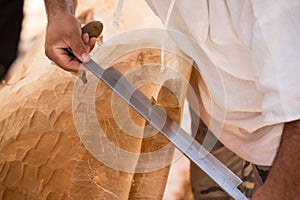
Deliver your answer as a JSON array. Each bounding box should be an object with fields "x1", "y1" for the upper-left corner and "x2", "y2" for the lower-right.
[{"x1": 83, "y1": 59, "x2": 248, "y2": 200}]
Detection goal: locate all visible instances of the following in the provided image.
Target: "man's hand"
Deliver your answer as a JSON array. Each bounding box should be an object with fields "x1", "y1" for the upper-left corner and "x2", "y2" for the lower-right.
[
  {"x1": 252, "y1": 120, "x2": 300, "y2": 199},
  {"x1": 44, "y1": 0, "x2": 97, "y2": 71}
]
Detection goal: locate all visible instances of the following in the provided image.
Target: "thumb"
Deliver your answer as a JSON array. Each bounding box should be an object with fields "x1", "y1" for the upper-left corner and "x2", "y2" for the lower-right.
[{"x1": 68, "y1": 35, "x2": 90, "y2": 63}]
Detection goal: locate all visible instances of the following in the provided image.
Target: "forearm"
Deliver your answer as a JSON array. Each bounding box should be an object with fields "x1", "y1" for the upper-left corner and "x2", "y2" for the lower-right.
[
  {"x1": 267, "y1": 120, "x2": 300, "y2": 196},
  {"x1": 44, "y1": 0, "x2": 77, "y2": 19},
  {"x1": 253, "y1": 119, "x2": 300, "y2": 199}
]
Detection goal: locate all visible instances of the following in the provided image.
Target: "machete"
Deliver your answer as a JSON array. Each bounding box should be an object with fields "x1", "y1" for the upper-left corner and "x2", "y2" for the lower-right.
[{"x1": 68, "y1": 21, "x2": 248, "y2": 200}]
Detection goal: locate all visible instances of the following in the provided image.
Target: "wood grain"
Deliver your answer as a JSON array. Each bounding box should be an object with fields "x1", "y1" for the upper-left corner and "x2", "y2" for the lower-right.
[{"x1": 0, "y1": 2, "x2": 193, "y2": 199}]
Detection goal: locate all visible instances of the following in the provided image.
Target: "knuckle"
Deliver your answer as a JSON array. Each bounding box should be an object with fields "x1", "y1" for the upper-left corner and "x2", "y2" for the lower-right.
[
  {"x1": 44, "y1": 47, "x2": 53, "y2": 59},
  {"x1": 72, "y1": 44, "x2": 86, "y2": 55}
]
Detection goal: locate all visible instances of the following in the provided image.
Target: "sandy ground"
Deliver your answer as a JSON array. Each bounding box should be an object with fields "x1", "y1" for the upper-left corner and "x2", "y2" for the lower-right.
[{"x1": 7, "y1": 1, "x2": 194, "y2": 199}]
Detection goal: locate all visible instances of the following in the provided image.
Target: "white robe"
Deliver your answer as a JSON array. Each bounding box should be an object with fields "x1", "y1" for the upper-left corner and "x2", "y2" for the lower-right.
[{"x1": 145, "y1": 0, "x2": 300, "y2": 165}]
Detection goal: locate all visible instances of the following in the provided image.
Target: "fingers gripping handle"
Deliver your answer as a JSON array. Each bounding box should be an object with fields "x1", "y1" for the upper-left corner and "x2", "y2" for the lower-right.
[
  {"x1": 81, "y1": 21, "x2": 103, "y2": 38},
  {"x1": 64, "y1": 21, "x2": 103, "y2": 83},
  {"x1": 65, "y1": 20, "x2": 103, "y2": 58}
]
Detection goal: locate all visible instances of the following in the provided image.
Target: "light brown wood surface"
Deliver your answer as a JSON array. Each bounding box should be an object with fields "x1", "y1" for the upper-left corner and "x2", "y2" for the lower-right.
[{"x1": 0, "y1": 1, "x2": 193, "y2": 199}]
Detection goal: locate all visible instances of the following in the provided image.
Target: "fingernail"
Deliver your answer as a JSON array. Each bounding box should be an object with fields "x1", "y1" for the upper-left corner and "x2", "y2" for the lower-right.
[{"x1": 81, "y1": 53, "x2": 90, "y2": 62}]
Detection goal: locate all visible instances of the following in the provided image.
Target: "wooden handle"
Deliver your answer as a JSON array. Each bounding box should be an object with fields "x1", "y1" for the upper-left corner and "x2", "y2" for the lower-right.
[{"x1": 81, "y1": 21, "x2": 103, "y2": 38}]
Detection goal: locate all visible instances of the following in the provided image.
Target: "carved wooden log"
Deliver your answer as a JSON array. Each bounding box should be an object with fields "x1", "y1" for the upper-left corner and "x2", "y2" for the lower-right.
[
  {"x1": 0, "y1": 46, "x2": 191, "y2": 200},
  {"x1": 0, "y1": 1, "x2": 193, "y2": 199}
]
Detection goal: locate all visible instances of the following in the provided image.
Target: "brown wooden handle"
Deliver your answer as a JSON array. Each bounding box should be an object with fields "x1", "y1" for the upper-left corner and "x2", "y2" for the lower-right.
[
  {"x1": 81, "y1": 21, "x2": 103, "y2": 38},
  {"x1": 64, "y1": 21, "x2": 103, "y2": 65}
]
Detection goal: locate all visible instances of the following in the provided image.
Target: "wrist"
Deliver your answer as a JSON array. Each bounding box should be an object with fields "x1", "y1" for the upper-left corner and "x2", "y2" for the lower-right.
[
  {"x1": 44, "y1": 0, "x2": 77, "y2": 20},
  {"x1": 47, "y1": 12, "x2": 78, "y2": 26}
]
